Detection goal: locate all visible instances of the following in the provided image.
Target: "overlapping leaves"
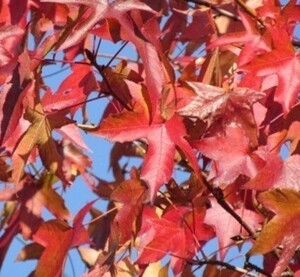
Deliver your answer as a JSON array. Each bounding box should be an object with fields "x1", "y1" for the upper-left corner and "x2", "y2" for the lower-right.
[{"x1": 2, "y1": 0, "x2": 300, "y2": 276}]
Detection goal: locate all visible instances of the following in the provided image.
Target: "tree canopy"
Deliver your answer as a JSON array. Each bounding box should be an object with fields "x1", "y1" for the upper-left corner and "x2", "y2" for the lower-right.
[{"x1": 1, "y1": 0, "x2": 300, "y2": 276}]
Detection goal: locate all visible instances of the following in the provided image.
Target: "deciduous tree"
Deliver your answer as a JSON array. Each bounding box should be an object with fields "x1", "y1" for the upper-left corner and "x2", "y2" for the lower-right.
[{"x1": 1, "y1": 0, "x2": 300, "y2": 276}]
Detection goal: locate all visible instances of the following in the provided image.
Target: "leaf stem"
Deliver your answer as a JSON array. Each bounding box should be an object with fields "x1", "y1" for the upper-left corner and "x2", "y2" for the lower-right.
[
  {"x1": 105, "y1": 41, "x2": 128, "y2": 68},
  {"x1": 83, "y1": 206, "x2": 118, "y2": 226}
]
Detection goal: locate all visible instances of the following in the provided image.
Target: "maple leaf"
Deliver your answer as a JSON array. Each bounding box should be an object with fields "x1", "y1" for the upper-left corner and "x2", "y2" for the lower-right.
[
  {"x1": 42, "y1": 63, "x2": 99, "y2": 115},
  {"x1": 256, "y1": 0, "x2": 300, "y2": 31},
  {"x1": 0, "y1": 24, "x2": 24, "y2": 67},
  {"x1": 250, "y1": 189, "x2": 300, "y2": 277},
  {"x1": 97, "y1": 60, "x2": 143, "y2": 113},
  {"x1": 33, "y1": 201, "x2": 94, "y2": 277},
  {"x1": 240, "y1": 26, "x2": 300, "y2": 114},
  {"x1": 177, "y1": 82, "x2": 263, "y2": 121},
  {"x1": 176, "y1": 9, "x2": 214, "y2": 56},
  {"x1": 11, "y1": 101, "x2": 74, "y2": 185},
  {"x1": 58, "y1": 123, "x2": 91, "y2": 151},
  {"x1": 194, "y1": 124, "x2": 259, "y2": 186},
  {"x1": 205, "y1": 198, "x2": 262, "y2": 260},
  {"x1": 59, "y1": 139, "x2": 93, "y2": 185},
  {"x1": 177, "y1": 82, "x2": 264, "y2": 145},
  {"x1": 209, "y1": 11, "x2": 271, "y2": 66},
  {"x1": 0, "y1": 207, "x2": 21, "y2": 269},
  {"x1": 24, "y1": 173, "x2": 71, "y2": 221},
  {"x1": 137, "y1": 205, "x2": 214, "y2": 275},
  {"x1": 0, "y1": 173, "x2": 70, "y2": 229},
  {"x1": 41, "y1": 0, "x2": 165, "y2": 117},
  {"x1": 110, "y1": 169, "x2": 146, "y2": 243},
  {"x1": 244, "y1": 152, "x2": 300, "y2": 191},
  {"x1": 0, "y1": 72, "x2": 30, "y2": 146},
  {"x1": 0, "y1": 173, "x2": 70, "y2": 269},
  {"x1": 40, "y1": 0, "x2": 157, "y2": 50},
  {"x1": 0, "y1": 51, "x2": 37, "y2": 148},
  {"x1": 87, "y1": 206, "x2": 112, "y2": 250},
  {"x1": 0, "y1": 0, "x2": 29, "y2": 25},
  {"x1": 82, "y1": 81, "x2": 199, "y2": 201}
]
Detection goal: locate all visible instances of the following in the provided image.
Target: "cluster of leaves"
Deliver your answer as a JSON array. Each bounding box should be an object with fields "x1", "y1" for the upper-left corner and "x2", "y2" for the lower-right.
[{"x1": 1, "y1": 0, "x2": 300, "y2": 276}]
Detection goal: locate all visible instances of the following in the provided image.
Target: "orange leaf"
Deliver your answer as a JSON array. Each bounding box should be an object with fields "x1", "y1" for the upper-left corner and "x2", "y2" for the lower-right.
[
  {"x1": 12, "y1": 102, "x2": 73, "y2": 185},
  {"x1": 251, "y1": 189, "x2": 300, "y2": 277}
]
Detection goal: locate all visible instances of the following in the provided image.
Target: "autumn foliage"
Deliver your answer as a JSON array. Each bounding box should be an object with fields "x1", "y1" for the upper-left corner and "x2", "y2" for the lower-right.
[{"x1": 1, "y1": 0, "x2": 300, "y2": 276}]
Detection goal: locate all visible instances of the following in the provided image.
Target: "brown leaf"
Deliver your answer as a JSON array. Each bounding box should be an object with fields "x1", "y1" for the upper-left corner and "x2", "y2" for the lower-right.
[{"x1": 16, "y1": 243, "x2": 44, "y2": 261}]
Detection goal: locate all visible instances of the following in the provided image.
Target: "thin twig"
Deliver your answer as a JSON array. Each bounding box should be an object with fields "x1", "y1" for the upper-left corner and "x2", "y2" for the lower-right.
[
  {"x1": 31, "y1": 55, "x2": 89, "y2": 66},
  {"x1": 83, "y1": 206, "x2": 118, "y2": 226},
  {"x1": 106, "y1": 41, "x2": 128, "y2": 67},
  {"x1": 85, "y1": 49, "x2": 132, "y2": 111},
  {"x1": 97, "y1": 53, "x2": 138, "y2": 64},
  {"x1": 185, "y1": 0, "x2": 241, "y2": 21},
  {"x1": 43, "y1": 66, "x2": 71, "y2": 78},
  {"x1": 193, "y1": 259, "x2": 269, "y2": 277},
  {"x1": 94, "y1": 38, "x2": 102, "y2": 56},
  {"x1": 201, "y1": 173, "x2": 255, "y2": 237},
  {"x1": 245, "y1": 261, "x2": 271, "y2": 277}
]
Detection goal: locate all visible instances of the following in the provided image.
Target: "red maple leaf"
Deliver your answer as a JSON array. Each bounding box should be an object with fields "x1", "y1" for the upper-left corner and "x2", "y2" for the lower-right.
[
  {"x1": 137, "y1": 205, "x2": 214, "y2": 275},
  {"x1": 0, "y1": 174, "x2": 71, "y2": 268},
  {"x1": 83, "y1": 81, "x2": 199, "y2": 201},
  {"x1": 240, "y1": 26, "x2": 300, "y2": 114},
  {"x1": 244, "y1": 152, "x2": 300, "y2": 191},
  {"x1": 0, "y1": 24, "x2": 24, "y2": 69},
  {"x1": 41, "y1": 0, "x2": 165, "y2": 117},
  {"x1": 193, "y1": 124, "x2": 260, "y2": 186},
  {"x1": 59, "y1": 139, "x2": 93, "y2": 185},
  {"x1": 0, "y1": 76, "x2": 31, "y2": 146},
  {"x1": 205, "y1": 198, "x2": 263, "y2": 259},
  {"x1": 42, "y1": 63, "x2": 99, "y2": 115},
  {"x1": 9, "y1": 99, "x2": 73, "y2": 185},
  {"x1": 32, "y1": 201, "x2": 94, "y2": 277},
  {"x1": 257, "y1": 0, "x2": 300, "y2": 31},
  {"x1": 110, "y1": 169, "x2": 146, "y2": 243},
  {"x1": 177, "y1": 81, "x2": 264, "y2": 145},
  {"x1": 40, "y1": 0, "x2": 157, "y2": 51},
  {"x1": 209, "y1": 11, "x2": 271, "y2": 66}
]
